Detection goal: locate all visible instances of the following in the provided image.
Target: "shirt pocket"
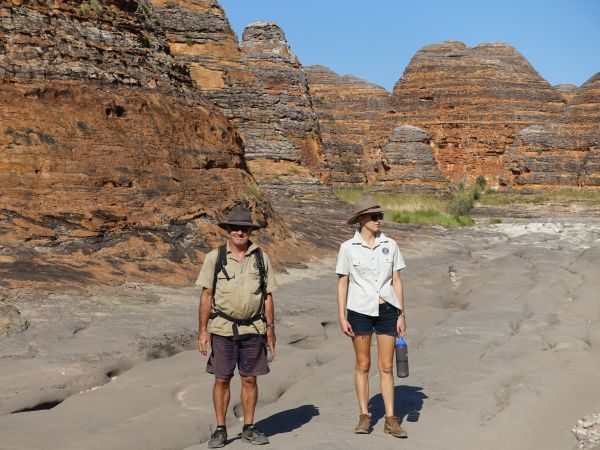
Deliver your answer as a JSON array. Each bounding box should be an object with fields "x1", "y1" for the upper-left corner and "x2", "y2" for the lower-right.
[
  {"x1": 215, "y1": 274, "x2": 233, "y2": 296},
  {"x1": 352, "y1": 259, "x2": 369, "y2": 276},
  {"x1": 381, "y1": 256, "x2": 394, "y2": 276},
  {"x1": 247, "y1": 267, "x2": 262, "y2": 295}
]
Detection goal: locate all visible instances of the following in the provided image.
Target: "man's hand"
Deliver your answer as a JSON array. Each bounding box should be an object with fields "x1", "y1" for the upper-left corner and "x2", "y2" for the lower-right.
[
  {"x1": 266, "y1": 327, "x2": 276, "y2": 359},
  {"x1": 198, "y1": 330, "x2": 210, "y2": 355},
  {"x1": 339, "y1": 318, "x2": 355, "y2": 337}
]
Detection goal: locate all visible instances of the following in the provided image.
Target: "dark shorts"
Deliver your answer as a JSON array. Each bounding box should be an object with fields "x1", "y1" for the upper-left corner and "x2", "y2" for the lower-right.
[
  {"x1": 207, "y1": 334, "x2": 270, "y2": 379},
  {"x1": 347, "y1": 302, "x2": 400, "y2": 336}
]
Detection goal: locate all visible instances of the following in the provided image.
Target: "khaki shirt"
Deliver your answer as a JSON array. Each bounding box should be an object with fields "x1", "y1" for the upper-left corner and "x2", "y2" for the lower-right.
[
  {"x1": 335, "y1": 231, "x2": 405, "y2": 316},
  {"x1": 196, "y1": 242, "x2": 277, "y2": 337}
]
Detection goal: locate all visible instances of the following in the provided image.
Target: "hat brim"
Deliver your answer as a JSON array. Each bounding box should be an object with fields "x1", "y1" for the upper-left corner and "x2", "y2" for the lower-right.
[
  {"x1": 347, "y1": 206, "x2": 386, "y2": 225},
  {"x1": 218, "y1": 221, "x2": 262, "y2": 230}
]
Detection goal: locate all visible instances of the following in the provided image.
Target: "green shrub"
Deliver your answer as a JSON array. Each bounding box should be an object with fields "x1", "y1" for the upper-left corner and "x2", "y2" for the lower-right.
[
  {"x1": 448, "y1": 185, "x2": 475, "y2": 217},
  {"x1": 333, "y1": 188, "x2": 474, "y2": 228},
  {"x1": 475, "y1": 175, "x2": 487, "y2": 191},
  {"x1": 75, "y1": 0, "x2": 104, "y2": 18}
]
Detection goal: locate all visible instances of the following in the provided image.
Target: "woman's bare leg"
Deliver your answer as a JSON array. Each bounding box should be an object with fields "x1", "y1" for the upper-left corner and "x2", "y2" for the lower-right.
[
  {"x1": 376, "y1": 333, "x2": 396, "y2": 417},
  {"x1": 352, "y1": 334, "x2": 372, "y2": 414}
]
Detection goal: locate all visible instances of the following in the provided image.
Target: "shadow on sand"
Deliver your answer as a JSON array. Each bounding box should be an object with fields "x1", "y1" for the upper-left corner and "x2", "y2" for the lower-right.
[
  {"x1": 254, "y1": 404, "x2": 320, "y2": 437},
  {"x1": 368, "y1": 385, "x2": 427, "y2": 426}
]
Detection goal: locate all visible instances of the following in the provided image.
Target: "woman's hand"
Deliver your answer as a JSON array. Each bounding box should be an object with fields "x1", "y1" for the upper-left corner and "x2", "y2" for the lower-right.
[
  {"x1": 339, "y1": 318, "x2": 355, "y2": 337},
  {"x1": 397, "y1": 315, "x2": 406, "y2": 337}
]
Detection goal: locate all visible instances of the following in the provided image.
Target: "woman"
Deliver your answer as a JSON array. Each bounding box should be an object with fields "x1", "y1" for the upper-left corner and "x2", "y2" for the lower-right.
[{"x1": 336, "y1": 196, "x2": 408, "y2": 438}]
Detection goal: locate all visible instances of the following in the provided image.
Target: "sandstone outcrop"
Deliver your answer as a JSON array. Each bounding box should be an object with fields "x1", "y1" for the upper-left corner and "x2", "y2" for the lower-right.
[
  {"x1": 151, "y1": 0, "x2": 261, "y2": 120},
  {"x1": 502, "y1": 73, "x2": 600, "y2": 189},
  {"x1": 154, "y1": 4, "x2": 322, "y2": 164},
  {"x1": 0, "y1": 0, "x2": 190, "y2": 92},
  {"x1": 154, "y1": 2, "x2": 326, "y2": 211},
  {"x1": 0, "y1": 80, "x2": 282, "y2": 288},
  {"x1": 379, "y1": 125, "x2": 448, "y2": 190},
  {"x1": 0, "y1": 304, "x2": 29, "y2": 336},
  {"x1": 573, "y1": 413, "x2": 600, "y2": 449},
  {"x1": 554, "y1": 84, "x2": 578, "y2": 103},
  {"x1": 305, "y1": 65, "x2": 393, "y2": 184},
  {"x1": 240, "y1": 21, "x2": 322, "y2": 164},
  {"x1": 0, "y1": 0, "x2": 291, "y2": 289},
  {"x1": 390, "y1": 41, "x2": 566, "y2": 187}
]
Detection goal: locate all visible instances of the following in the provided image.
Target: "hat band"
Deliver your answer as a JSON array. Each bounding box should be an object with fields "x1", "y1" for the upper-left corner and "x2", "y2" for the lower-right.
[{"x1": 354, "y1": 205, "x2": 381, "y2": 216}]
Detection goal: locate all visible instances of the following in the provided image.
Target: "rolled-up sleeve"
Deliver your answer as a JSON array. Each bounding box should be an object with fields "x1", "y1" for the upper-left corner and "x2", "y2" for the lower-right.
[
  {"x1": 195, "y1": 250, "x2": 217, "y2": 288},
  {"x1": 335, "y1": 244, "x2": 350, "y2": 276},
  {"x1": 393, "y1": 243, "x2": 406, "y2": 271},
  {"x1": 263, "y1": 252, "x2": 278, "y2": 294}
]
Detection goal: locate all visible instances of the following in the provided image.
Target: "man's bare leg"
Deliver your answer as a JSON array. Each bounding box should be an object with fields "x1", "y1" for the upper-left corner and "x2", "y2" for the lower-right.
[{"x1": 213, "y1": 377, "x2": 231, "y2": 426}]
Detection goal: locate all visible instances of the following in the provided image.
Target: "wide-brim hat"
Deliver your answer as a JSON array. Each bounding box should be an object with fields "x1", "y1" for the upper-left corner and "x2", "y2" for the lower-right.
[
  {"x1": 218, "y1": 205, "x2": 262, "y2": 230},
  {"x1": 347, "y1": 196, "x2": 386, "y2": 225}
]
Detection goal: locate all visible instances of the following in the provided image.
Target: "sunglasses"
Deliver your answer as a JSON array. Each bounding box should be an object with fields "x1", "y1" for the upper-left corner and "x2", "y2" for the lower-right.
[
  {"x1": 227, "y1": 225, "x2": 252, "y2": 233},
  {"x1": 369, "y1": 213, "x2": 384, "y2": 221}
]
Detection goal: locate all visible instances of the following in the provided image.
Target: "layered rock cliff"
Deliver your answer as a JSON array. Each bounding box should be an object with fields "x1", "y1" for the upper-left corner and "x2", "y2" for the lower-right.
[
  {"x1": 1, "y1": 0, "x2": 189, "y2": 90},
  {"x1": 0, "y1": 0, "x2": 289, "y2": 289},
  {"x1": 304, "y1": 65, "x2": 393, "y2": 184},
  {"x1": 153, "y1": 1, "x2": 328, "y2": 212},
  {"x1": 154, "y1": 4, "x2": 321, "y2": 164},
  {"x1": 240, "y1": 21, "x2": 321, "y2": 165},
  {"x1": 390, "y1": 41, "x2": 566, "y2": 187},
  {"x1": 502, "y1": 73, "x2": 600, "y2": 189},
  {"x1": 379, "y1": 125, "x2": 448, "y2": 190}
]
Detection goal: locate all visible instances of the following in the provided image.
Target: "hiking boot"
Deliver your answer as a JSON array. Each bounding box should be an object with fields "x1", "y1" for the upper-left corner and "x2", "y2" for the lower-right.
[
  {"x1": 241, "y1": 426, "x2": 269, "y2": 445},
  {"x1": 384, "y1": 415, "x2": 407, "y2": 438},
  {"x1": 207, "y1": 428, "x2": 227, "y2": 448},
  {"x1": 354, "y1": 413, "x2": 371, "y2": 434}
]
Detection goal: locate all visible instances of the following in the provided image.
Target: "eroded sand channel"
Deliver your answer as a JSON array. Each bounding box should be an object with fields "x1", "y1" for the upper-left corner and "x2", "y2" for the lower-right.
[{"x1": 1, "y1": 217, "x2": 599, "y2": 450}]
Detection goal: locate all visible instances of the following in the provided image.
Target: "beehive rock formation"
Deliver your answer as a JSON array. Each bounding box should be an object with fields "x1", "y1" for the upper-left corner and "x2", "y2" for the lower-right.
[
  {"x1": 0, "y1": 0, "x2": 289, "y2": 288},
  {"x1": 154, "y1": 4, "x2": 321, "y2": 164},
  {"x1": 0, "y1": 0, "x2": 190, "y2": 91},
  {"x1": 502, "y1": 73, "x2": 600, "y2": 188},
  {"x1": 379, "y1": 125, "x2": 448, "y2": 190},
  {"x1": 304, "y1": 65, "x2": 393, "y2": 184},
  {"x1": 240, "y1": 21, "x2": 322, "y2": 165},
  {"x1": 390, "y1": 41, "x2": 566, "y2": 187},
  {"x1": 153, "y1": 0, "x2": 264, "y2": 147}
]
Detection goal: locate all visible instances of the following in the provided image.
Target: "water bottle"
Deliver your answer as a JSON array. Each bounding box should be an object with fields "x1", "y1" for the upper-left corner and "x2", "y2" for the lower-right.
[{"x1": 395, "y1": 337, "x2": 409, "y2": 378}]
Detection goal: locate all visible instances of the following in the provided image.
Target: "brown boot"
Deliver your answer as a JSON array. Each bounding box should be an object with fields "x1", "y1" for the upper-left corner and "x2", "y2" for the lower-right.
[
  {"x1": 354, "y1": 413, "x2": 371, "y2": 434},
  {"x1": 384, "y1": 415, "x2": 407, "y2": 438}
]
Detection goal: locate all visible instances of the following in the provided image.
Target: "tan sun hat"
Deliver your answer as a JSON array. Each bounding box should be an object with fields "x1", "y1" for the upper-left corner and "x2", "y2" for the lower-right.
[
  {"x1": 218, "y1": 205, "x2": 262, "y2": 230},
  {"x1": 347, "y1": 196, "x2": 386, "y2": 225}
]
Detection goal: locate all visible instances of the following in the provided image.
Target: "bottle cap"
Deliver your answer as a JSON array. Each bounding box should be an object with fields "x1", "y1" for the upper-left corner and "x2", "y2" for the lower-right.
[{"x1": 396, "y1": 337, "x2": 406, "y2": 346}]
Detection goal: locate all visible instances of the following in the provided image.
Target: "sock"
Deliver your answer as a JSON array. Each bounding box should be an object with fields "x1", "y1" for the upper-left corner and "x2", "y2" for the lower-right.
[
  {"x1": 215, "y1": 425, "x2": 226, "y2": 432},
  {"x1": 243, "y1": 423, "x2": 253, "y2": 431}
]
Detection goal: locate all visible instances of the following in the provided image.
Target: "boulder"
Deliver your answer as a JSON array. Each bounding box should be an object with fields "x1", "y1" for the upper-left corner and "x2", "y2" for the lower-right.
[{"x1": 0, "y1": 304, "x2": 29, "y2": 337}]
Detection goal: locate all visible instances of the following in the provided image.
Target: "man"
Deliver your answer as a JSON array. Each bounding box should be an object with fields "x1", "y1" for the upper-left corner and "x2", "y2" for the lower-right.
[{"x1": 196, "y1": 205, "x2": 277, "y2": 448}]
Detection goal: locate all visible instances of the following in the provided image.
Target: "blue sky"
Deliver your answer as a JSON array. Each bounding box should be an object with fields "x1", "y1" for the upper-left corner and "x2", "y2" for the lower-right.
[{"x1": 219, "y1": 0, "x2": 600, "y2": 92}]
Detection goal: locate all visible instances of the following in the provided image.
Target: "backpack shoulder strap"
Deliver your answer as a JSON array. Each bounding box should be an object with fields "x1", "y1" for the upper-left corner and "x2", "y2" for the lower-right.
[
  {"x1": 252, "y1": 247, "x2": 267, "y2": 304},
  {"x1": 211, "y1": 244, "x2": 228, "y2": 307}
]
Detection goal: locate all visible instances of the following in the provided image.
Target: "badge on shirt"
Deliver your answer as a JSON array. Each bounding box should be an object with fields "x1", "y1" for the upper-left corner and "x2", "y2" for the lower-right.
[{"x1": 382, "y1": 247, "x2": 390, "y2": 255}]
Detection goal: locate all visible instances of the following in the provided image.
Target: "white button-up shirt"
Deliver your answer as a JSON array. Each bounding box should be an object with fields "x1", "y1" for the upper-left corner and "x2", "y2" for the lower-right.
[{"x1": 336, "y1": 231, "x2": 406, "y2": 316}]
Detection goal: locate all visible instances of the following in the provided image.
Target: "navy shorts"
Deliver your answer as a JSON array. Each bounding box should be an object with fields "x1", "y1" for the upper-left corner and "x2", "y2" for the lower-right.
[
  {"x1": 347, "y1": 302, "x2": 400, "y2": 336},
  {"x1": 207, "y1": 334, "x2": 270, "y2": 379}
]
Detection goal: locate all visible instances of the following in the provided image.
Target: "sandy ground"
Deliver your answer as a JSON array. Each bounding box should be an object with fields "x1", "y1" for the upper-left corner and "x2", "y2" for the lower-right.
[{"x1": 1, "y1": 216, "x2": 599, "y2": 450}]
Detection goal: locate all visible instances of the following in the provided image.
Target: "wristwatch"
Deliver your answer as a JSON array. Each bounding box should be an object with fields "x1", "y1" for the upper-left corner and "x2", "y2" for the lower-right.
[{"x1": 265, "y1": 322, "x2": 275, "y2": 329}]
